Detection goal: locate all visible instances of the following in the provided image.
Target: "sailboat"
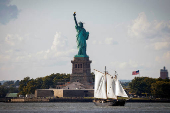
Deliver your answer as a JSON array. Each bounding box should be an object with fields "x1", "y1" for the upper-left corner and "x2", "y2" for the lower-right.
[{"x1": 93, "y1": 67, "x2": 128, "y2": 106}]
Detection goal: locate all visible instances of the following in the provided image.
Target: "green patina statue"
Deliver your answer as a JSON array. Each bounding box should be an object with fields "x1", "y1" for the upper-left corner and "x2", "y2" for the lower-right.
[{"x1": 73, "y1": 12, "x2": 89, "y2": 57}]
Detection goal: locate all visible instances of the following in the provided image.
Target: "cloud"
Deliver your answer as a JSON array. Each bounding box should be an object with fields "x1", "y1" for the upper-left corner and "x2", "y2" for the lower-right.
[
  {"x1": 51, "y1": 32, "x2": 61, "y2": 50},
  {"x1": 92, "y1": 38, "x2": 118, "y2": 45},
  {"x1": 154, "y1": 42, "x2": 170, "y2": 50},
  {"x1": 51, "y1": 32, "x2": 67, "y2": 51},
  {"x1": 155, "y1": 56, "x2": 161, "y2": 63},
  {"x1": 163, "y1": 51, "x2": 170, "y2": 63},
  {"x1": 0, "y1": 32, "x2": 76, "y2": 70},
  {"x1": 110, "y1": 60, "x2": 143, "y2": 69},
  {"x1": 5, "y1": 34, "x2": 23, "y2": 46},
  {"x1": 92, "y1": 40, "x2": 97, "y2": 44},
  {"x1": 105, "y1": 38, "x2": 118, "y2": 45},
  {"x1": 55, "y1": 49, "x2": 76, "y2": 57},
  {"x1": 128, "y1": 12, "x2": 170, "y2": 39},
  {"x1": 0, "y1": 0, "x2": 19, "y2": 25},
  {"x1": 110, "y1": 61, "x2": 127, "y2": 69},
  {"x1": 128, "y1": 12, "x2": 170, "y2": 51},
  {"x1": 33, "y1": 32, "x2": 76, "y2": 64},
  {"x1": 163, "y1": 51, "x2": 170, "y2": 59},
  {"x1": 128, "y1": 12, "x2": 150, "y2": 38},
  {"x1": 0, "y1": 54, "x2": 10, "y2": 62},
  {"x1": 119, "y1": 62, "x2": 128, "y2": 69},
  {"x1": 155, "y1": 51, "x2": 170, "y2": 63}
]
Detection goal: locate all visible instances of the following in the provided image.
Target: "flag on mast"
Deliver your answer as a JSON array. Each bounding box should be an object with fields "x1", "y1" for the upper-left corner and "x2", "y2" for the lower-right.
[{"x1": 132, "y1": 70, "x2": 139, "y2": 75}]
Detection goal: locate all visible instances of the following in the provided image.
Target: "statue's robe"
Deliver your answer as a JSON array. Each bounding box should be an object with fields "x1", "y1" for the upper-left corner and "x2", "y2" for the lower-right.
[{"x1": 75, "y1": 26, "x2": 89, "y2": 55}]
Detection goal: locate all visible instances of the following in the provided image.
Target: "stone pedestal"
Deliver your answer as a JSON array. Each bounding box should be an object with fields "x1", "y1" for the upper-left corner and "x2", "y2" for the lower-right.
[{"x1": 70, "y1": 57, "x2": 92, "y2": 86}]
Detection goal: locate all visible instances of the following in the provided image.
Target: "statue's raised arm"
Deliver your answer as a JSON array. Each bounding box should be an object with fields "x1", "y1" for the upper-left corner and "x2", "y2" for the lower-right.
[{"x1": 73, "y1": 12, "x2": 78, "y2": 27}]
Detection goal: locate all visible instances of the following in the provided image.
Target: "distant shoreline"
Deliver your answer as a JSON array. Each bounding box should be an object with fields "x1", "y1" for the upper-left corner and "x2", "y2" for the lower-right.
[{"x1": 126, "y1": 99, "x2": 170, "y2": 103}]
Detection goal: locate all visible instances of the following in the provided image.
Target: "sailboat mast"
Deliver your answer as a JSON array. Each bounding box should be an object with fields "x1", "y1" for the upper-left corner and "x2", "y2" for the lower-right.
[{"x1": 105, "y1": 66, "x2": 108, "y2": 99}]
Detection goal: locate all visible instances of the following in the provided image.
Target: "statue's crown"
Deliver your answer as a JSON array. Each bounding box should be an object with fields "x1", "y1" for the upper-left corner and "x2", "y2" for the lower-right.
[{"x1": 78, "y1": 21, "x2": 84, "y2": 24}]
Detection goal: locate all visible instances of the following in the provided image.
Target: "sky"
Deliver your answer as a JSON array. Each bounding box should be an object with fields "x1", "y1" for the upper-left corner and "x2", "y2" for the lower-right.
[{"x1": 0, "y1": 0, "x2": 170, "y2": 81}]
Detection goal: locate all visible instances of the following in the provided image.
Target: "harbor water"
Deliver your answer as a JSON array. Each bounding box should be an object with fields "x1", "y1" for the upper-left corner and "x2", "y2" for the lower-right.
[{"x1": 0, "y1": 102, "x2": 170, "y2": 113}]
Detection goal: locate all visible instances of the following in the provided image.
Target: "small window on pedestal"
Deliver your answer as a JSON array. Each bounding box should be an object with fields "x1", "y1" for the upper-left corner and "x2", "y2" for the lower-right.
[
  {"x1": 77, "y1": 64, "x2": 82, "y2": 68},
  {"x1": 80, "y1": 64, "x2": 82, "y2": 68}
]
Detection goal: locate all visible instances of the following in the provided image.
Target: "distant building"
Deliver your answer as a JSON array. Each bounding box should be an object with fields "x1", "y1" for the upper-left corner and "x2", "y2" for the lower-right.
[
  {"x1": 6, "y1": 93, "x2": 18, "y2": 98},
  {"x1": 160, "y1": 66, "x2": 169, "y2": 79}
]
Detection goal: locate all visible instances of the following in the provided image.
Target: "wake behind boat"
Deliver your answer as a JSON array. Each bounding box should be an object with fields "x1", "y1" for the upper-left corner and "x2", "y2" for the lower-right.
[{"x1": 93, "y1": 66, "x2": 128, "y2": 106}]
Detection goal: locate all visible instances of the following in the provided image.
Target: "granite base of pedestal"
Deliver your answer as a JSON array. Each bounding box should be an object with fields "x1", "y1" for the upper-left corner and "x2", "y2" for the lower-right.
[{"x1": 70, "y1": 57, "x2": 93, "y2": 89}]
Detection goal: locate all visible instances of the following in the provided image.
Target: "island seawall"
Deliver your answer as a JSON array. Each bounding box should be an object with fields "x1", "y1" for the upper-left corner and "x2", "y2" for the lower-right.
[{"x1": 1, "y1": 98, "x2": 170, "y2": 103}]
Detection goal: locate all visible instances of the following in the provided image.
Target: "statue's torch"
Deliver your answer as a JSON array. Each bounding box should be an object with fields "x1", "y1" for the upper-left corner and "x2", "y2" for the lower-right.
[{"x1": 73, "y1": 12, "x2": 76, "y2": 16}]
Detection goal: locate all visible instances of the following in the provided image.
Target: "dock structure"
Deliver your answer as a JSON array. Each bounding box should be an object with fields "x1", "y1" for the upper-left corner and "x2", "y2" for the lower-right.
[{"x1": 35, "y1": 89, "x2": 94, "y2": 98}]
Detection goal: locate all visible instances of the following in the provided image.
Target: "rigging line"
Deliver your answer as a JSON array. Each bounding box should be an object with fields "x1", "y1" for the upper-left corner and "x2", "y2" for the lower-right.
[
  {"x1": 107, "y1": 67, "x2": 116, "y2": 76},
  {"x1": 106, "y1": 67, "x2": 119, "y2": 78},
  {"x1": 94, "y1": 69, "x2": 105, "y2": 75}
]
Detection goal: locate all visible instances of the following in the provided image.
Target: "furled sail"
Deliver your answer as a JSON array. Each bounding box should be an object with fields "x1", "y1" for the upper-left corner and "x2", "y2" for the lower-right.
[
  {"x1": 94, "y1": 70, "x2": 107, "y2": 99},
  {"x1": 106, "y1": 74, "x2": 117, "y2": 99},
  {"x1": 115, "y1": 78, "x2": 128, "y2": 97}
]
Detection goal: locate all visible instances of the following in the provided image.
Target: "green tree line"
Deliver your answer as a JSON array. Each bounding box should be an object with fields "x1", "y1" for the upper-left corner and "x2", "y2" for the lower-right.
[
  {"x1": 129, "y1": 77, "x2": 170, "y2": 98},
  {"x1": 0, "y1": 80, "x2": 19, "y2": 98},
  {"x1": 18, "y1": 73, "x2": 70, "y2": 95}
]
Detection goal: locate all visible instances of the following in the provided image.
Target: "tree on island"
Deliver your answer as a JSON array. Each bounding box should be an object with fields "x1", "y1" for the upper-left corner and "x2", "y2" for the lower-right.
[
  {"x1": 151, "y1": 80, "x2": 170, "y2": 98},
  {"x1": 18, "y1": 73, "x2": 70, "y2": 95},
  {"x1": 18, "y1": 77, "x2": 31, "y2": 95},
  {"x1": 129, "y1": 77, "x2": 170, "y2": 98}
]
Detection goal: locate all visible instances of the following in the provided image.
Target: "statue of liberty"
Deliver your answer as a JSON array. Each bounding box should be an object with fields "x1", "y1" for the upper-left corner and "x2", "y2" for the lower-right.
[{"x1": 73, "y1": 12, "x2": 89, "y2": 57}]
